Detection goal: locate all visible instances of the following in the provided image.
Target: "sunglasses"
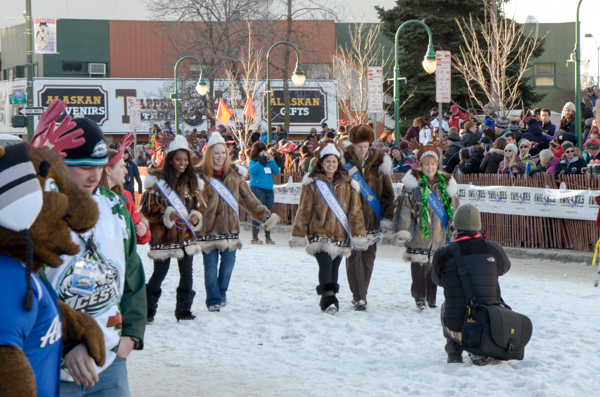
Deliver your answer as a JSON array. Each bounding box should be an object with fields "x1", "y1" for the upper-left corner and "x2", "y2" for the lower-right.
[
  {"x1": 504, "y1": 149, "x2": 513, "y2": 152},
  {"x1": 565, "y1": 149, "x2": 575, "y2": 153},
  {"x1": 519, "y1": 146, "x2": 528, "y2": 149}
]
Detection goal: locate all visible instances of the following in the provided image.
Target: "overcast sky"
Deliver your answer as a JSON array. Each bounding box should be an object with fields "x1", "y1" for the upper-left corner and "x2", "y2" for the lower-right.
[{"x1": 1, "y1": 0, "x2": 599, "y2": 81}]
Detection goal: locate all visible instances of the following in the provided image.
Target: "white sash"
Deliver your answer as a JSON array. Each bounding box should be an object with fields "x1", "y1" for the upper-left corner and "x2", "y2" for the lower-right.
[
  {"x1": 155, "y1": 179, "x2": 195, "y2": 234},
  {"x1": 314, "y1": 180, "x2": 353, "y2": 248},
  {"x1": 206, "y1": 177, "x2": 239, "y2": 217}
]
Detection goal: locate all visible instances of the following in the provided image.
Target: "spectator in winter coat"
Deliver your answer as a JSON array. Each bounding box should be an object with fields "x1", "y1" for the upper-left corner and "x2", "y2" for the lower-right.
[
  {"x1": 531, "y1": 149, "x2": 560, "y2": 176},
  {"x1": 442, "y1": 131, "x2": 464, "y2": 174},
  {"x1": 461, "y1": 121, "x2": 480, "y2": 148},
  {"x1": 415, "y1": 117, "x2": 433, "y2": 145},
  {"x1": 390, "y1": 145, "x2": 415, "y2": 173},
  {"x1": 540, "y1": 109, "x2": 556, "y2": 138},
  {"x1": 134, "y1": 150, "x2": 148, "y2": 167},
  {"x1": 297, "y1": 145, "x2": 314, "y2": 173},
  {"x1": 523, "y1": 119, "x2": 547, "y2": 145},
  {"x1": 556, "y1": 102, "x2": 577, "y2": 135},
  {"x1": 518, "y1": 139, "x2": 532, "y2": 162},
  {"x1": 458, "y1": 146, "x2": 484, "y2": 174},
  {"x1": 405, "y1": 126, "x2": 420, "y2": 142},
  {"x1": 249, "y1": 141, "x2": 280, "y2": 244},
  {"x1": 305, "y1": 127, "x2": 319, "y2": 143},
  {"x1": 480, "y1": 137, "x2": 506, "y2": 173},
  {"x1": 432, "y1": 204, "x2": 511, "y2": 365},
  {"x1": 379, "y1": 130, "x2": 395, "y2": 148},
  {"x1": 583, "y1": 138, "x2": 600, "y2": 162},
  {"x1": 498, "y1": 143, "x2": 522, "y2": 174},
  {"x1": 448, "y1": 104, "x2": 467, "y2": 130},
  {"x1": 123, "y1": 150, "x2": 143, "y2": 197},
  {"x1": 273, "y1": 125, "x2": 288, "y2": 143},
  {"x1": 556, "y1": 142, "x2": 587, "y2": 175}
]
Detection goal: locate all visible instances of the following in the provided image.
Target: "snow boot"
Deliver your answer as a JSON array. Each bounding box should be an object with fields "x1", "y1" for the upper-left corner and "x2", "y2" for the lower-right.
[
  {"x1": 264, "y1": 230, "x2": 275, "y2": 244},
  {"x1": 175, "y1": 288, "x2": 196, "y2": 321},
  {"x1": 317, "y1": 283, "x2": 339, "y2": 312},
  {"x1": 416, "y1": 300, "x2": 427, "y2": 311},
  {"x1": 447, "y1": 353, "x2": 463, "y2": 364},
  {"x1": 220, "y1": 297, "x2": 227, "y2": 308},
  {"x1": 208, "y1": 305, "x2": 221, "y2": 312},
  {"x1": 353, "y1": 300, "x2": 367, "y2": 311},
  {"x1": 468, "y1": 353, "x2": 494, "y2": 366},
  {"x1": 428, "y1": 302, "x2": 437, "y2": 309},
  {"x1": 251, "y1": 226, "x2": 263, "y2": 244},
  {"x1": 146, "y1": 286, "x2": 162, "y2": 324}
]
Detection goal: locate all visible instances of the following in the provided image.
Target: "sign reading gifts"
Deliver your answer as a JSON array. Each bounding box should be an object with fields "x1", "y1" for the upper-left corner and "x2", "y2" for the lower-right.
[{"x1": 266, "y1": 89, "x2": 326, "y2": 125}]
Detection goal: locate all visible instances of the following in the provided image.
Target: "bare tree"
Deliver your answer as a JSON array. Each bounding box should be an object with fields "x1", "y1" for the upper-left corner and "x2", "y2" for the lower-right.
[
  {"x1": 333, "y1": 16, "x2": 392, "y2": 125},
  {"x1": 452, "y1": 2, "x2": 544, "y2": 121}
]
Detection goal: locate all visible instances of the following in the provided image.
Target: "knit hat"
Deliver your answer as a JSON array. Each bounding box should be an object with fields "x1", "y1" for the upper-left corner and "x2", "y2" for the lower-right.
[
  {"x1": 496, "y1": 119, "x2": 509, "y2": 129},
  {"x1": 563, "y1": 102, "x2": 576, "y2": 112},
  {"x1": 390, "y1": 145, "x2": 401, "y2": 154},
  {"x1": 62, "y1": 118, "x2": 108, "y2": 166},
  {"x1": 586, "y1": 138, "x2": 600, "y2": 150},
  {"x1": 207, "y1": 132, "x2": 226, "y2": 148},
  {"x1": 480, "y1": 136, "x2": 493, "y2": 145},
  {"x1": 447, "y1": 131, "x2": 461, "y2": 142},
  {"x1": 167, "y1": 135, "x2": 191, "y2": 153},
  {"x1": 528, "y1": 147, "x2": 541, "y2": 158},
  {"x1": 562, "y1": 133, "x2": 578, "y2": 145},
  {"x1": 0, "y1": 143, "x2": 43, "y2": 311},
  {"x1": 509, "y1": 121, "x2": 520, "y2": 132},
  {"x1": 453, "y1": 204, "x2": 481, "y2": 232},
  {"x1": 484, "y1": 119, "x2": 495, "y2": 129},
  {"x1": 526, "y1": 118, "x2": 539, "y2": 127}
]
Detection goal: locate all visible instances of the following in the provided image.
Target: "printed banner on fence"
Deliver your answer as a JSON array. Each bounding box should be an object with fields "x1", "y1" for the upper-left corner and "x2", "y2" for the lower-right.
[{"x1": 271, "y1": 182, "x2": 600, "y2": 222}]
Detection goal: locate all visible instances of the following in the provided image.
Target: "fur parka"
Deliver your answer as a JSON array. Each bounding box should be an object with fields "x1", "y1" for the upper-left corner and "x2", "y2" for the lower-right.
[
  {"x1": 140, "y1": 174, "x2": 204, "y2": 260},
  {"x1": 197, "y1": 164, "x2": 279, "y2": 252},
  {"x1": 343, "y1": 146, "x2": 395, "y2": 245},
  {"x1": 290, "y1": 171, "x2": 368, "y2": 258},
  {"x1": 393, "y1": 169, "x2": 459, "y2": 263}
]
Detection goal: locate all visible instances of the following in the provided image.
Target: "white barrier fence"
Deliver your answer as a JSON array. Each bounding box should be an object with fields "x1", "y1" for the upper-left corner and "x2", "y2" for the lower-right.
[{"x1": 273, "y1": 182, "x2": 600, "y2": 222}]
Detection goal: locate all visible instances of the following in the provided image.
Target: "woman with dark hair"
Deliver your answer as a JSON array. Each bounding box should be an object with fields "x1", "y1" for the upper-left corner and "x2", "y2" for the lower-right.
[
  {"x1": 196, "y1": 133, "x2": 279, "y2": 311},
  {"x1": 379, "y1": 130, "x2": 395, "y2": 147},
  {"x1": 290, "y1": 143, "x2": 367, "y2": 314},
  {"x1": 415, "y1": 117, "x2": 432, "y2": 144},
  {"x1": 480, "y1": 137, "x2": 506, "y2": 174},
  {"x1": 249, "y1": 141, "x2": 280, "y2": 244},
  {"x1": 140, "y1": 135, "x2": 204, "y2": 323}
]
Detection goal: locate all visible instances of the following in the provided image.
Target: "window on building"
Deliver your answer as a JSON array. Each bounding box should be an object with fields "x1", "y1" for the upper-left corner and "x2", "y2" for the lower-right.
[
  {"x1": 14, "y1": 66, "x2": 25, "y2": 78},
  {"x1": 61, "y1": 62, "x2": 87, "y2": 74},
  {"x1": 304, "y1": 64, "x2": 330, "y2": 79},
  {"x1": 534, "y1": 64, "x2": 555, "y2": 87}
]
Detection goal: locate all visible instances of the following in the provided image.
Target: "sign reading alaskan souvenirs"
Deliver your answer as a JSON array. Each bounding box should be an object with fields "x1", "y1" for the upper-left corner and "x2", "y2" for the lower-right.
[
  {"x1": 266, "y1": 89, "x2": 326, "y2": 125},
  {"x1": 38, "y1": 86, "x2": 108, "y2": 125}
]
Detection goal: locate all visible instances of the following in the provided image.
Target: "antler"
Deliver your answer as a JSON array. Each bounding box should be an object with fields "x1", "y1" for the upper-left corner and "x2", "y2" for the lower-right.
[
  {"x1": 433, "y1": 136, "x2": 450, "y2": 152},
  {"x1": 186, "y1": 131, "x2": 199, "y2": 148},
  {"x1": 119, "y1": 132, "x2": 135, "y2": 151},
  {"x1": 29, "y1": 99, "x2": 85, "y2": 158},
  {"x1": 156, "y1": 131, "x2": 175, "y2": 149},
  {"x1": 407, "y1": 138, "x2": 423, "y2": 153},
  {"x1": 307, "y1": 136, "x2": 320, "y2": 153}
]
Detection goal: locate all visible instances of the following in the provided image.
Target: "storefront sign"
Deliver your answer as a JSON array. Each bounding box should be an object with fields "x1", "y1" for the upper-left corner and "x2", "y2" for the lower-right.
[{"x1": 266, "y1": 89, "x2": 326, "y2": 125}]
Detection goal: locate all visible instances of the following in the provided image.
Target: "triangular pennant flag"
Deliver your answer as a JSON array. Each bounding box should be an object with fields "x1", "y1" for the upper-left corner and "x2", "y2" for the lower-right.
[
  {"x1": 243, "y1": 96, "x2": 256, "y2": 120},
  {"x1": 216, "y1": 100, "x2": 233, "y2": 125}
]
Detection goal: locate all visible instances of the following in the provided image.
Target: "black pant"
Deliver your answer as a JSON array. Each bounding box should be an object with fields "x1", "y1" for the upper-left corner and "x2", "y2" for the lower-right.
[
  {"x1": 410, "y1": 261, "x2": 437, "y2": 305},
  {"x1": 441, "y1": 302, "x2": 464, "y2": 358},
  {"x1": 147, "y1": 254, "x2": 194, "y2": 293},
  {"x1": 315, "y1": 252, "x2": 342, "y2": 286}
]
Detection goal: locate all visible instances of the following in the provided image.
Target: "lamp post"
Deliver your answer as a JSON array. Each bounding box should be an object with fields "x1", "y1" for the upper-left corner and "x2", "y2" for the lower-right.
[
  {"x1": 574, "y1": 0, "x2": 584, "y2": 149},
  {"x1": 170, "y1": 56, "x2": 208, "y2": 135},
  {"x1": 266, "y1": 42, "x2": 306, "y2": 143},
  {"x1": 584, "y1": 33, "x2": 600, "y2": 87},
  {"x1": 393, "y1": 21, "x2": 437, "y2": 144}
]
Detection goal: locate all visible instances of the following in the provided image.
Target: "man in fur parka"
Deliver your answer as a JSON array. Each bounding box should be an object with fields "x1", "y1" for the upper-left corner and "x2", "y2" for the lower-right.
[
  {"x1": 393, "y1": 143, "x2": 459, "y2": 310},
  {"x1": 343, "y1": 125, "x2": 395, "y2": 311},
  {"x1": 290, "y1": 142, "x2": 368, "y2": 314}
]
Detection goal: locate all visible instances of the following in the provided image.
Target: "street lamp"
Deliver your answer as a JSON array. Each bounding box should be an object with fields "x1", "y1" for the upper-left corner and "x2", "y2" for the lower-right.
[
  {"x1": 585, "y1": 33, "x2": 600, "y2": 87},
  {"x1": 573, "y1": 0, "x2": 584, "y2": 149},
  {"x1": 393, "y1": 20, "x2": 437, "y2": 144},
  {"x1": 170, "y1": 56, "x2": 208, "y2": 135},
  {"x1": 266, "y1": 41, "x2": 305, "y2": 143}
]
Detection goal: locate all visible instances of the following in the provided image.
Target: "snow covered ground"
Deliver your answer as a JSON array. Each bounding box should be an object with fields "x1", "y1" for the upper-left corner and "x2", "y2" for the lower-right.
[{"x1": 128, "y1": 230, "x2": 600, "y2": 397}]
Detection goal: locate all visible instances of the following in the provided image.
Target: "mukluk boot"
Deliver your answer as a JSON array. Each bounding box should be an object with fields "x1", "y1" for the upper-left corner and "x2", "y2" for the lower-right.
[
  {"x1": 251, "y1": 225, "x2": 263, "y2": 244},
  {"x1": 175, "y1": 288, "x2": 197, "y2": 321},
  {"x1": 316, "y1": 283, "x2": 340, "y2": 315},
  {"x1": 264, "y1": 230, "x2": 275, "y2": 245},
  {"x1": 146, "y1": 285, "x2": 162, "y2": 324}
]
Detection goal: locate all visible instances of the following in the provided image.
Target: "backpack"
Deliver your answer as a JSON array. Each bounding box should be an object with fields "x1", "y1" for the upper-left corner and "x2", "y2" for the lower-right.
[{"x1": 448, "y1": 245, "x2": 533, "y2": 360}]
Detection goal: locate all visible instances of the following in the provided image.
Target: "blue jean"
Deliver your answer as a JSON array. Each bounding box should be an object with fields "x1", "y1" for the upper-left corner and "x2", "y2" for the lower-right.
[
  {"x1": 202, "y1": 248, "x2": 237, "y2": 307},
  {"x1": 60, "y1": 356, "x2": 130, "y2": 397},
  {"x1": 250, "y1": 186, "x2": 274, "y2": 226}
]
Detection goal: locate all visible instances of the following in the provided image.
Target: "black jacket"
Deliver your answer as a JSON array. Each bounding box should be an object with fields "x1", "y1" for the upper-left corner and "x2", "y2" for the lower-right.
[
  {"x1": 540, "y1": 121, "x2": 556, "y2": 136},
  {"x1": 458, "y1": 149, "x2": 484, "y2": 174},
  {"x1": 124, "y1": 159, "x2": 143, "y2": 194},
  {"x1": 442, "y1": 141, "x2": 464, "y2": 174},
  {"x1": 461, "y1": 131, "x2": 480, "y2": 148},
  {"x1": 523, "y1": 121, "x2": 548, "y2": 145},
  {"x1": 432, "y1": 235, "x2": 511, "y2": 331},
  {"x1": 556, "y1": 156, "x2": 587, "y2": 175},
  {"x1": 480, "y1": 149, "x2": 504, "y2": 174}
]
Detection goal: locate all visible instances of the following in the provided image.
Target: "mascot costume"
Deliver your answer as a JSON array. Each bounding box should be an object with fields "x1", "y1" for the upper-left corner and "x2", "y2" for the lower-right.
[{"x1": 0, "y1": 100, "x2": 106, "y2": 397}]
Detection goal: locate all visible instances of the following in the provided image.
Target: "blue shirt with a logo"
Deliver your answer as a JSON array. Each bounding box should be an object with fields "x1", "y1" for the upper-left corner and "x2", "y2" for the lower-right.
[{"x1": 0, "y1": 253, "x2": 62, "y2": 397}]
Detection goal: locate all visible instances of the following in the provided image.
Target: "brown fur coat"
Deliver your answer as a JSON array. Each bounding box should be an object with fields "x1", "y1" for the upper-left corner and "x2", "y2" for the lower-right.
[
  {"x1": 197, "y1": 164, "x2": 279, "y2": 252},
  {"x1": 343, "y1": 146, "x2": 395, "y2": 244},
  {"x1": 140, "y1": 174, "x2": 204, "y2": 260},
  {"x1": 393, "y1": 169, "x2": 459, "y2": 263},
  {"x1": 290, "y1": 171, "x2": 368, "y2": 258}
]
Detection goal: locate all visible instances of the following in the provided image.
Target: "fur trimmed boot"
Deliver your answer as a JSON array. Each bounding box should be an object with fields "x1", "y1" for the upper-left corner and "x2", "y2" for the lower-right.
[
  {"x1": 317, "y1": 283, "x2": 340, "y2": 313},
  {"x1": 264, "y1": 230, "x2": 275, "y2": 244},
  {"x1": 175, "y1": 288, "x2": 196, "y2": 321},
  {"x1": 251, "y1": 225, "x2": 263, "y2": 244},
  {"x1": 146, "y1": 286, "x2": 162, "y2": 324}
]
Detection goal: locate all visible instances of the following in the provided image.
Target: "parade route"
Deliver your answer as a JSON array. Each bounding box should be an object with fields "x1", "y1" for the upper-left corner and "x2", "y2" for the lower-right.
[{"x1": 128, "y1": 230, "x2": 600, "y2": 397}]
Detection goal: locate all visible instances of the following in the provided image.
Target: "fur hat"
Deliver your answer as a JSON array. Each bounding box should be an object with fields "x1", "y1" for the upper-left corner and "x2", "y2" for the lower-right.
[
  {"x1": 250, "y1": 141, "x2": 268, "y2": 160},
  {"x1": 318, "y1": 143, "x2": 341, "y2": 159},
  {"x1": 348, "y1": 125, "x2": 374, "y2": 144},
  {"x1": 207, "y1": 132, "x2": 226, "y2": 148},
  {"x1": 453, "y1": 203, "x2": 481, "y2": 232},
  {"x1": 167, "y1": 135, "x2": 190, "y2": 153}
]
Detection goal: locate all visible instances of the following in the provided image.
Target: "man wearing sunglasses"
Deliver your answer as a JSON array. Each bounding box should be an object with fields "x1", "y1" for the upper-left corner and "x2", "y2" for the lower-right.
[{"x1": 556, "y1": 142, "x2": 587, "y2": 175}]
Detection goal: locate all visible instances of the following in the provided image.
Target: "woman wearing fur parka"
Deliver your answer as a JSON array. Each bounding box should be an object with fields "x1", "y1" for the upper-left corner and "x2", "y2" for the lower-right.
[
  {"x1": 140, "y1": 135, "x2": 204, "y2": 323},
  {"x1": 197, "y1": 133, "x2": 280, "y2": 312},
  {"x1": 393, "y1": 143, "x2": 459, "y2": 310},
  {"x1": 289, "y1": 143, "x2": 368, "y2": 314}
]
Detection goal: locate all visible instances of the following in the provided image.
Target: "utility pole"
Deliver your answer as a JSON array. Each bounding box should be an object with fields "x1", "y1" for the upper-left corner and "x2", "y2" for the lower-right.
[
  {"x1": 489, "y1": 0, "x2": 499, "y2": 112},
  {"x1": 25, "y1": 0, "x2": 34, "y2": 142}
]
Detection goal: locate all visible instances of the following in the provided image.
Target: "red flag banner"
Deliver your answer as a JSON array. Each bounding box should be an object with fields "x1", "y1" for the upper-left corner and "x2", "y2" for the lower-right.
[
  {"x1": 216, "y1": 100, "x2": 233, "y2": 125},
  {"x1": 243, "y1": 97, "x2": 256, "y2": 120}
]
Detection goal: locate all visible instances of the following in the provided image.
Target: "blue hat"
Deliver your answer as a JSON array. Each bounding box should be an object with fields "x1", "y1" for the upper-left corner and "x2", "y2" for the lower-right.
[{"x1": 484, "y1": 119, "x2": 495, "y2": 129}]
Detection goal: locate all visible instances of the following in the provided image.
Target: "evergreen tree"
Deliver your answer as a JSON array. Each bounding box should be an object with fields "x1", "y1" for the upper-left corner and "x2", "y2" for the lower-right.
[{"x1": 376, "y1": 0, "x2": 544, "y2": 133}]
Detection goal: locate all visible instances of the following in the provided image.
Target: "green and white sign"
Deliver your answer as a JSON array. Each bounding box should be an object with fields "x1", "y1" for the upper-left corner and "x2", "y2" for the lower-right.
[{"x1": 9, "y1": 92, "x2": 27, "y2": 105}]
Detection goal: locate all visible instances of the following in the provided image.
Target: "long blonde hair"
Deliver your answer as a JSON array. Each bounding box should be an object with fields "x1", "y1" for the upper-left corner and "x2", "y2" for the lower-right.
[
  {"x1": 199, "y1": 142, "x2": 232, "y2": 177},
  {"x1": 502, "y1": 143, "x2": 518, "y2": 170}
]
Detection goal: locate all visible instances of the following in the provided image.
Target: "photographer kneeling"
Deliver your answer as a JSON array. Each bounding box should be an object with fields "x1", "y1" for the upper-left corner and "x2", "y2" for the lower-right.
[{"x1": 432, "y1": 204, "x2": 511, "y2": 366}]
